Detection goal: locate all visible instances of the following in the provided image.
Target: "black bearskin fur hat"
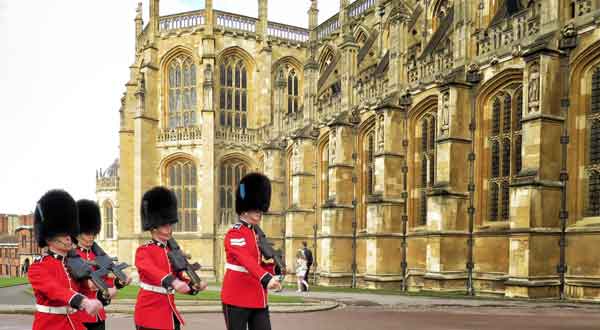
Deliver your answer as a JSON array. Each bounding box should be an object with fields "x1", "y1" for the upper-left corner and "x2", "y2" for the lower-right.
[
  {"x1": 76, "y1": 199, "x2": 101, "y2": 235},
  {"x1": 235, "y1": 173, "x2": 271, "y2": 215},
  {"x1": 141, "y1": 186, "x2": 179, "y2": 231},
  {"x1": 34, "y1": 189, "x2": 79, "y2": 247}
]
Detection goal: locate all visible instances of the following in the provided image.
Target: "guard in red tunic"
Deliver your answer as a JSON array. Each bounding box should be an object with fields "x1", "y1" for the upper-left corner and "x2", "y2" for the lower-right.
[
  {"x1": 29, "y1": 190, "x2": 103, "y2": 330},
  {"x1": 221, "y1": 173, "x2": 282, "y2": 330},
  {"x1": 134, "y1": 186, "x2": 207, "y2": 330},
  {"x1": 74, "y1": 199, "x2": 132, "y2": 330}
]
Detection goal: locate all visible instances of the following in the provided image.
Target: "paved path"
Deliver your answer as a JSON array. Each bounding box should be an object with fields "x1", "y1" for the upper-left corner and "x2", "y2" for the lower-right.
[
  {"x1": 0, "y1": 285, "x2": 33, "y2": 306},
  {"x1": 2, "y1": 306, "x2": 600, "y2": 330}
]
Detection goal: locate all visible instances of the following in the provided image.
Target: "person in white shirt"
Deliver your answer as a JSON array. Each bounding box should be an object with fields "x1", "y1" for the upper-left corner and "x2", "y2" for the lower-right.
[{"x1": 295, "y1": 249, "x2": 309, "y2": 292}]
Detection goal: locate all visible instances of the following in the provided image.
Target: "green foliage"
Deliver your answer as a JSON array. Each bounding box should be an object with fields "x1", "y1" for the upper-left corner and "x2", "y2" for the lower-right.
[{"x1": 0, "y1": 277, "x2": 29, "y2": 288}]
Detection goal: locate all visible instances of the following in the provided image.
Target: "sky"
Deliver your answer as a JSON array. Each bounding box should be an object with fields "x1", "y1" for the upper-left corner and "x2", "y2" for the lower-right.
[{"x1": 0, "y1": 0, "x2": 339, "y2": 214}]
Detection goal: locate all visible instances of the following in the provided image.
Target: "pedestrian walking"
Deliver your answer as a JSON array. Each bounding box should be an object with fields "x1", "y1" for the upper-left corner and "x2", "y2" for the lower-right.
[
  {"x1": 295, "y1": 250, "x2": 309, "y2": 292},
  {"x1": 301, "y1": 241, "x2": 313, "y2": 292}
]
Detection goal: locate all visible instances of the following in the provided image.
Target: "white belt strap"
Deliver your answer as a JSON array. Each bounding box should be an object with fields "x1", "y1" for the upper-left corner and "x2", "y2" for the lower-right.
[
  {"x1": 140, "y1": 282, "x2": 172, "y2": 294},
  {"x1": 225, "y1": 263, "x2": 248, "y2": 273},
  {"x1": 35, "y1": 304, "x2": 75, "y2": 315}
]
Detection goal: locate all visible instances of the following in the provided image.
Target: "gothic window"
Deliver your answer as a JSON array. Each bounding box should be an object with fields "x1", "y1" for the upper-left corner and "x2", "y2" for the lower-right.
[
  {"x1": 492, "y1": 97, "x2": 501, "y2": 135},
  {"x1": 587, "y1": 68, "x2": 600, "y2": 216},
  {"x1": 589, "y1": 173, "x2": 600, "y2": 217},
  {"x1": 103, "y1": 202, "x2": 114, "y2": 239},
  {"x1": 503, "y1": 138, "x2": 511, "y2": 177},
  {"x1": 491, "y1": 141, "x2": 500, "y2": 178},
  {"x1": 320, "y1": 141, "x2": 329, "y2": 204},
  {"x1": 515, "y1": 89, "x2": 523, "y2": 130},
  {"x1": 489, "y1": 183, "x2": 499, "y2": 221},
  {"x1": 365, "y1": 132, "x2": 375, "y2": 196},
  {"x1": 167, "y1": 54, "x2": 196, "y2": 128},
  {"x1": 591, "y1": 121, "x2": 600, "y2": 165},
  {"x1": 503, "y1": 94, "x2": 512, "y2": 133},
  {"x1": 422, "y1": 120, "x2": 428, "y2": 151},
  {"x1": 287, "y1": 70, "x2": 300, "y2": 114},
  {"x1": 488, "y1": 87, "x2": 522, "y2": 221},
  {"x1": 219, "y1": 56, "x2": 248, "y2": 130},
  {"x1": 219, "y1": 160, "x2": 248, "y2": 225},
  {"x1": 167, "y1": 159, "x2": 197, "y2": 232},
  {"x1": 502, "y1": 181, "x2": 510, "y2": 220},
  {"x1": 515, "y1": 135, "x2": 523, "y2": 174},
  {"x1": 417, "y1": 114, "x2": 437, "y2": 226},
  {"x1": 592, "y1": 68, "x2": 600, "y2": 114},
  {"x1": 429, "y1": 117, "x2": 436, "y2": 150}
]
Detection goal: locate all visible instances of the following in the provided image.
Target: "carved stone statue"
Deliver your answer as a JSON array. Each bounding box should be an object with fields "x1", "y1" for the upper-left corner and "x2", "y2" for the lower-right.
[
  {"x1": 441, "y1": 92, "x2": 450, "y2": 135},
  {"x1": 293, "y1": 143, "x2": 301, "y2": 173},
  {"x1": 528, "y1": 63, "x2": 540, "y2": 113},
  {"x1": 204, "y1": 64, "x2": 213, "y2": 83},
  {"x1": 329, "y1": 128, "x2": 336, "y2": 164},
  {"x1": 377, "y1": 114, "x2": 384, "y2": 152}
]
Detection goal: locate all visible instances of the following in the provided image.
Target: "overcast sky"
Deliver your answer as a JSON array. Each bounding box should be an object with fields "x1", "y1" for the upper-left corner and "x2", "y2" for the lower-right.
[{"x1": 0, "y1": 0, "x2": 338, "y2": 215}]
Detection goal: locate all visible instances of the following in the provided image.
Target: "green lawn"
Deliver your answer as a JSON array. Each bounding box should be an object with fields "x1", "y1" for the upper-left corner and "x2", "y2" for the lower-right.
[
  {"x1": 115, "y1": 285, "x2": 302, "y2": 303},
  {"x1": 0, "y1": 277, "x2": 29, "y2": 288}
]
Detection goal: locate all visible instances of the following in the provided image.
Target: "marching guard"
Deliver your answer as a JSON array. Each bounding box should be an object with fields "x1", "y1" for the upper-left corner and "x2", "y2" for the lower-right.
[
  {"x1": 29, "y1": 190, "x2": 103, "y2": 330},
  {"x1": 134, "y1": 186, "x2": 207, "y2": 330},
  {"x1": 221, "y1": 173, "x2": 282, "y2": 330},
  {"x1": 74, "y1": 199, "x2": 131, "y2": 330}
]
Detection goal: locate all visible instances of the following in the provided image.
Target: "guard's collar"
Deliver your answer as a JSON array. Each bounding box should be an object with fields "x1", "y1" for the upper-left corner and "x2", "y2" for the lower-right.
[
  {"x1": 78, "y1": 245, "x2": 92, "y2": 253},
  {"x1": 46, "y1": 249, "x2": 65, "y2": 261},
  {"x1": 151, "y1": 239, "x2": 167, "y2": 248},
  {"x1": 238, "y1": 218, "x2": 253, "y2": 229}
]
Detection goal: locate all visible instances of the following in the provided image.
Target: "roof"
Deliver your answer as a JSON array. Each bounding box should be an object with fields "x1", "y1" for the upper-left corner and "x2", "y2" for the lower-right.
[
  {"x1": 489, "y1": 0, "x2": 523, "y2": 26},
  {"x1": 420, "y1": 7, "x2": 454, "y2": 59}
]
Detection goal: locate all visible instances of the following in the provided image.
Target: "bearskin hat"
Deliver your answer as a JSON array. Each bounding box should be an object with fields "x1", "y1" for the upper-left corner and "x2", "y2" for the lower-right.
[
  {"x1": 235, "y1": 173, "x2": 271, "y2": 215},
  {"x1": 34, "y1": 189, "x2": 79, "y2": 248},
  {"x1": 141, "y1": 186, "x2": 179, "y2": 231},
  {"x1": 76, "y1": 199, "x2": 101, "y2": 235}
]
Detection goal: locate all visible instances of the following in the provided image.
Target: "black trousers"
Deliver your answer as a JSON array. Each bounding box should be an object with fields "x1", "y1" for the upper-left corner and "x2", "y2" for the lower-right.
[
  {"x1": 223, "y1": 304, "x2": 271, "y2": 330},
  {"x1": 303, "y1": 263, "x2": 312, "y2": 291},
  {"x1": 83, "y1": 321, "x2": 105, "y2": 330},
  {"x1": 135, "y1": 314, "x2": 180, "y2": 330}
]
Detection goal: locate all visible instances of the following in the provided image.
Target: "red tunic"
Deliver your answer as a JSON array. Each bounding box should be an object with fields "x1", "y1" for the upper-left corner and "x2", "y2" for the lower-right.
[
  {"x1": 28, "y1": 253, "x2": 86, "y2": 330},
  {"x1": 134, "y1": 240, "x2": 190, "y2": 330},
  {"x1": 72, "y1": 246, "x2": 114, "y2": 323},
  {"x1": 221, "y1": 221, "x2": 275, "y2": 309}
]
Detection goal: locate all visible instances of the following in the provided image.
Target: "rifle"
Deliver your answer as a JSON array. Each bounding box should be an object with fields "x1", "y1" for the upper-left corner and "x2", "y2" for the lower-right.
[
  {"x1": 254, "y1": 225, "x2": 286, "y2": 282},
  {"x1": 166, "y1": 238, "x2": 202, "y2": 294},
  {"x1": 65, "y1": 249, "x2": 111, "y2": 302},
  {"x1": 89, "y1": 242, "x2": 129, "y2": 288}
]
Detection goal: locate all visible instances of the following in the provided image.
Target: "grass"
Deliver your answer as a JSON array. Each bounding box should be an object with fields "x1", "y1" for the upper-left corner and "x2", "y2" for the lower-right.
[
  {"x1": 115, "y1": 285, "x2": 303, "y2": 303},
  {"x1": 0, "y1": 277, "x2": 29, "y2": 288}
]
